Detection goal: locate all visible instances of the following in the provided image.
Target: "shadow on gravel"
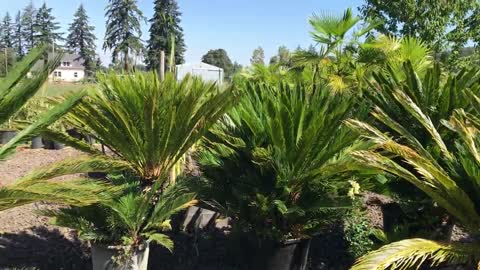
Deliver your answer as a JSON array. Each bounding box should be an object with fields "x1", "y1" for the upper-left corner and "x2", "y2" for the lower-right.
[{"x1": 0, "y1": 226, "x2": 91, "y2": 270}]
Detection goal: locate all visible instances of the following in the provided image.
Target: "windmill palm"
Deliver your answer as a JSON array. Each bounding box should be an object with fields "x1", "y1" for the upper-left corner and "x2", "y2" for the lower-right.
[
  {"x1": 293, "y1": 8, "x2": 380, "y2": 91},
  {"x1": 347, "y1": 65, "x2": 480, "y2": 269},
  {"x1": 193, "y1": 80, "x2": 369, "y2": 243}
]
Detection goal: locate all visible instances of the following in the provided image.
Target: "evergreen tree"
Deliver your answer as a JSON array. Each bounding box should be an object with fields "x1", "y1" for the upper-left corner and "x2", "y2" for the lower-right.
[
  {"x1": 14, "y1": 11, "x2": 24, "y2": 58},
  {"x1": 33, "y1": 3, "x2": 63, "y2": 45},
  {"x1": 146, "y1": 0, "x2": 186, "y2": 71},
  {"x1": 104, "y1": 0, "x2": 145, "y2": 71},
  {"x1": 21, "y1": 2, "x2": 36, "y2": 51},
  {"x1": 1, "y1": 13, "x2": 14, "y2": 49},
  {"x1": 66, "y1": 4, "x2": 97, "y2": 75},
  {"x1": 250, "y1": 46, "x2": 265, "y2": 65}
]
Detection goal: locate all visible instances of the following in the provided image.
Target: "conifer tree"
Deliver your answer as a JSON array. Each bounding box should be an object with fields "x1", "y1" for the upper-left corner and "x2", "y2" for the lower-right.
[
  {"x1": 14, "y1": 11, "x2": 23, "y2": 58},
  {"x1": 33, "y1": 3, "x2": 63, "y2": 45},
  {"x1": 250, "y1": 46, "x2": 265, "y2": 65},
  {"x1": 1, "y1": 13, "x2": 14, "y2": 49},
  {"x1": 21, "y1": 2, "x2": 36, "y2": 51},
  {"x1": 104, "y1": 0, "x2": 145, "y2": 71},
  {"x1": 146, "y1": 0, "x2": 186, "y2": 70},
  {"x1": 66, "y1": 4, "x2": 97, "y2": 75}
]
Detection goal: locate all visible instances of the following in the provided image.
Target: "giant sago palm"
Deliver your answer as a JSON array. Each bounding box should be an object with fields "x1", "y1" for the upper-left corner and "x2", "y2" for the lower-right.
[{"x1": 347, "y1": 66, "x2": 480, "y2": 269}]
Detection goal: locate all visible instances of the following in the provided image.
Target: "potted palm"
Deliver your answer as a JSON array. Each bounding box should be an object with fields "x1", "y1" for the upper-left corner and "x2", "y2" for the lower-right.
[
  {"x1": 45, "y1": 176, "x2": 196, "y2": 270},
  {"x1": 193, "y1": 79, "x2": 368, "y2": 270},
  {"x1": 8, "y1": 72, "x2": 237, "y2": 269}
]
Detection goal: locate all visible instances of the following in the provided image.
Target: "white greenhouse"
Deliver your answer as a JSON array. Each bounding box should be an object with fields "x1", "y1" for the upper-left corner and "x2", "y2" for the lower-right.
[{"x1": 176, "y1": 62, "x2": 224, "y2": 84}]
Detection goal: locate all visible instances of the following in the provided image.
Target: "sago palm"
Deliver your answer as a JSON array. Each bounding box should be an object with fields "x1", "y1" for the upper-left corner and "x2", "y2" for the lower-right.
[
  {"x1": 45, "y1": 176, "x2": 197, "y2": 255},
  {"x1": 347, "y1": 70, "x2": 480, "y2": 269},
  {"x1": 193, "y1": 80, "x2": 369, "y2": 241},
  {"x1": 25, "y1": 72, "x2": 237, "y2": 186}
]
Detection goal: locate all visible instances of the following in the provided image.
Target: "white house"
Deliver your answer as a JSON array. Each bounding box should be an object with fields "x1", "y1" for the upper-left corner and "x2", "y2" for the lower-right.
[
  {"x1": 49, "y1": 54, "x2": 85, "y2": 82},
  {"x1": 176, "y1": 62, "x2": 224, "y2": 84}
]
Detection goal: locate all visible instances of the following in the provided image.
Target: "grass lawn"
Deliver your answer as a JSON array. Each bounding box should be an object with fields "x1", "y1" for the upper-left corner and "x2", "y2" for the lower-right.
[{"x1": 37, "y1": 82, "x2": 95, "y2": 97}]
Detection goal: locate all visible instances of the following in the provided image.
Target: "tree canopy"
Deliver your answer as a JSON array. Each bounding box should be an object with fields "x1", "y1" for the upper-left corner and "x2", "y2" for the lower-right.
[
  {"x1": 104, "y1": 0, "x2": 145, "y2": 71},
  {"x1": 359, "y1": 0, "x2": 480, "y2": 53},
  {"x1": 201, "y1": 49, "x2": 234, "y2": 80},
  {"x1": 146, "y1": 0, "x2": 186, "y2": 71}
]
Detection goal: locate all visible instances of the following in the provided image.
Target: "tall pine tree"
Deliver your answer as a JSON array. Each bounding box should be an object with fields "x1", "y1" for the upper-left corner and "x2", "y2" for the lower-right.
[
  {"x1": 1, "y1": 13, "x2": 14, "y2": 49},
  {"x1": 21, "y1": 2, "x2": 36, "y2": 51},
  {"x1": 146, "y1": 0, "x2": 186, "y2": 71},
  {"x1": 104, "y1": 0, "x2": 145, "y2": 71},
  {"x1": 33, "y1": 3, "x2": 63, "y2": 45},
  {"x1": 14, "y1": 11, "x2": 23, "y2": 58},
  {"x1": 66, "y1": 4, "x2": 97, "y2": 75}
]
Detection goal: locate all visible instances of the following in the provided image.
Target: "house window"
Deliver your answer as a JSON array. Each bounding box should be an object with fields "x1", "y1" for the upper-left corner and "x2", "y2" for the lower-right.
[
  {"x1": 62, "y1": 62, "x2": 71, "y2": 67},
  {"x1": 53, "y1": 71, "x2": 57, "y2": 77},
  {"x1": 53, "y1": 71, "x2": 61, "y2": 77},
  {"x1": 74, "y1": 72, "x2": 78, "y2": 78}
]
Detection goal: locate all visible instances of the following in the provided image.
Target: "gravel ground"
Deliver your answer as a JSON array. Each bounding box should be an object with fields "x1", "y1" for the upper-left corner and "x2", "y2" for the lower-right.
[{"x1": 0, "y1": 147, "x2": 91, "y2": 270}]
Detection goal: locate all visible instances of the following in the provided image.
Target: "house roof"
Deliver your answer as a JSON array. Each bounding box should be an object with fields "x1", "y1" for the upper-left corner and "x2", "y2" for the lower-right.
[
  {"x1": 54, "y1": 53, "x2": 85, "y2": 70},
  {"x1": 176, "y1": 62, "x2": 223, "y2": 71}
]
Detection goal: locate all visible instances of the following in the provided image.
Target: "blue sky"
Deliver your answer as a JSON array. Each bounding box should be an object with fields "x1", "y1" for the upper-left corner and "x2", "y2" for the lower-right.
[{"x1": 2, "y1": 0, "x2": 363, "y2": 66}]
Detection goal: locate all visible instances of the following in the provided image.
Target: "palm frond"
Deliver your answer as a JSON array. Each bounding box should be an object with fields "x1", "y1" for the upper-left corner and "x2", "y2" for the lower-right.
[
  {"x1": 0, "y1": 90, "x2": 86, "y2": 159},
  {"x1": 0, "y1": 178, "x2": 121, "y2": 211},
  {"x1": 19, "y1": 155, "x2": 132, "y2": 184},
  {"x1": 351, "y1": 239, "x2": 479, "y2": 270}
]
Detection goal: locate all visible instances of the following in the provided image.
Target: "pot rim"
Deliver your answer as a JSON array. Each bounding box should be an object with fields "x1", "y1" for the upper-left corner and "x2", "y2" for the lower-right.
[{"x1": 91, "y1": 241, "x2": 150, "y2": 252}]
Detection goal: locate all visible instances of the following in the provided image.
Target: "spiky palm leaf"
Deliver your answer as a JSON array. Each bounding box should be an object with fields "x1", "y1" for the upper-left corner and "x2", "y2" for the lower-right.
[
  {"x1": 0, "y1": 45, "x2": 64, "y2": 160},
  {"x1": 348, "y1": 65, "x2": 480, "y2": 269},
  {"x1": 194, "y1": 80, "x2": 369, "y2": 241}
]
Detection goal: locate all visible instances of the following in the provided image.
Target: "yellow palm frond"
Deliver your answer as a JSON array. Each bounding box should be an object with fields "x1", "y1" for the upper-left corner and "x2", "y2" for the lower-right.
[{"x1": 351, "y1": 238, "x2": 479, "y2": 270}]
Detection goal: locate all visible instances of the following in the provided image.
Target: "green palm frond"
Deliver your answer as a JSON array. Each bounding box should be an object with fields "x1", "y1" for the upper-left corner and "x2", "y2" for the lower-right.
[
  {"x1": 309, "y1": 8, "x2": 360, "y2": 46},
  {"x1": 351, "y1": 239, "x2": 479, "y2": 270},
  {"x1": 19, "y1": 155, "x2": 132, "y2": 183},
  {"x1": 0, "y1": 178, "x2": 121, "y2": 211},
  {"x1": 0, "y1": 90, "x2": 86, "y2": 159}
]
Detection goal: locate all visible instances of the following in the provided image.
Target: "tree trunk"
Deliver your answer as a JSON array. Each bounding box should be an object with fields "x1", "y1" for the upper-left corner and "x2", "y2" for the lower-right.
[{"x1": 124, "y1": 48, "x2": 129, "y2": 71}]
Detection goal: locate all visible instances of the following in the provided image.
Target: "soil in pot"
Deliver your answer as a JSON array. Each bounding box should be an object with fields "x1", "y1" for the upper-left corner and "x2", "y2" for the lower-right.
[
  {"x1": 92, "y1": 244, "x2": 150, "y2": 270},
  {"x1": 31, "y1": 136, "x2": 44, "y2": 149},
  {"x1": 0, "y1": 130, "x2": 17, "y2": 144}
]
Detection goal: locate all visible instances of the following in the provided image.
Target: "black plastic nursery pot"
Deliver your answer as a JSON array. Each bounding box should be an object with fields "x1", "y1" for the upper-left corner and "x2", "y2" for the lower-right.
[
  {"x1": 91, "y1": 243, "x2": 150, "y2": 270},
  {"x1": 263, "y1": 238, "x2": 311, "y2": 270},
  {"x1": 31, "y1": 136, "x2": 44, "y2": 149},
  {"x1": 42, "y1": 139, "x2": 65, "y2": 150},
  {"x1": 0, "y1": 130, "x2": 17, "y2": 144}
]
